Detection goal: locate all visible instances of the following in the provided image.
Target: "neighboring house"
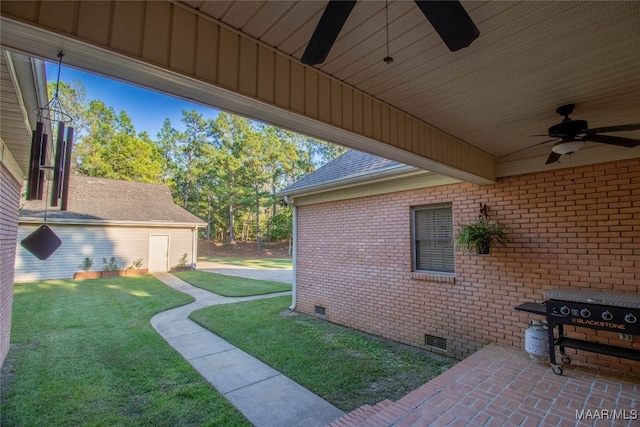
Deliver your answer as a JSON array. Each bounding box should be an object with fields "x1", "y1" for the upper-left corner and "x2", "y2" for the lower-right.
[
  {"x1": 16, "y1": 175, "x2": 205, "y2": 282},
  {"x1": 279, "y1": 150, "x2": 640, "y2": 374}
]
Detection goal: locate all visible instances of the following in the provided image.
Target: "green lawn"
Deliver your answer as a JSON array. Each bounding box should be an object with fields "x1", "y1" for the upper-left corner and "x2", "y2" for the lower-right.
[
  {"x1": 174, "y1": 271, "x2": 291, "y2": 296},
  {"x1": 198, "y1": 256, "x2": 292, "y2": 269},
  {"x1": 190, "y1": 296, "x2": 454, "y2": 412},
  {"x1": 1, "y1": 276, "x2": 250, "y2": 427}
]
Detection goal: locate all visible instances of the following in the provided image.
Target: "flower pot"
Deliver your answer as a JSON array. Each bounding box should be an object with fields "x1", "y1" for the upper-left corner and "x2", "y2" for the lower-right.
[
  {"x1": 124, "y1": 269, "x2": 149, "y2": 276},
  {"x1": 100, "y1": 271, "x2": 121, "y2": 277},
  {"x1": 74, "y1": 271, "x2": 101, "y2": 280},
  {"x1": 477, "y1": 241, "x2": 491, "y2": 255}
]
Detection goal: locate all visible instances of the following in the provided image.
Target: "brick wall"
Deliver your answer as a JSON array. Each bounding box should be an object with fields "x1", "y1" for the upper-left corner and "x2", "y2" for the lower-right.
[
  {"x1": 295, "y1": 158, "x2": 640, "y2": 373},
  {"x1": 0, "y1": 164, "x2": 21, "y2": 366}
]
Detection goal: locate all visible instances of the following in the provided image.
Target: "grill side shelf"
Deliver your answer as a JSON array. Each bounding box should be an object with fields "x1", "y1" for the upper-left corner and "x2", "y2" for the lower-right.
[
  {"x1": 554, "y1": 337, "x2": 640, "y2": 362},
  {"x1": 514, "y1": 302, "x2": 545, "y2": 315}
]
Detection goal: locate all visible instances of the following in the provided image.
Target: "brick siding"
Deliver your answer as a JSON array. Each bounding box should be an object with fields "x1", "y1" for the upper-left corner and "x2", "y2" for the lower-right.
[
  {"x1": 295, "y1": 158, "x2": 640, "y2": 373},
  {"x1": 0, "y1": 164, "x2": 21, "y2": 366}
]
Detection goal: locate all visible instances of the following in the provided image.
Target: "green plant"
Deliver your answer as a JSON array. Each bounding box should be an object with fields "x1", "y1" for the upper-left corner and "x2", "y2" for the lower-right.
[
  {"x1": 78, "y1": 257, "x2": 93, "y2": 272},
  {"x1": 175, "y1": 271, "x2": 291, "y2": 297},
  {"x1": 455, "y1": 218, "x2": 509, "y2": 254},
  {"x1": 197, "y1": 256, "x2": 292, "y2": 269},
  {"x1": 190, "y1": 296, "x2": 454, "y2": 411},
  {"x1": 102, "y1": 257, "x2": 120, "y2": 271},
  {"x1": 4, "y1": 277, "x2": 249, "y2": 426},
  {"x1": 127, "y1": 258, "x2": 143, "y2": 270},
  {"x1": 176, "y1": 253, "x2": 188, "y2": 268}
]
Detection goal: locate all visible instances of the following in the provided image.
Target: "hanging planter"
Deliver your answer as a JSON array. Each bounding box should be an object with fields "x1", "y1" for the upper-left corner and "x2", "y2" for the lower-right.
[
  {"x1": 455, "y1": 204, "x2": 510, "y2": 255},
  {"x1": 455, "y1": 218, "x2": 509, "y2": 255}
]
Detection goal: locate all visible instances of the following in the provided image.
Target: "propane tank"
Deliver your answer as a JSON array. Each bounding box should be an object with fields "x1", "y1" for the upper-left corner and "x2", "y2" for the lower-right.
[{"x1": 524, "y1": 320, "x2": 549, "y2": 360}]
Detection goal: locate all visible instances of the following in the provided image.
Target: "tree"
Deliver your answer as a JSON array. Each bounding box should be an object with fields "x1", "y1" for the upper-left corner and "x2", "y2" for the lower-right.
[
  {"x1": 74, "y1": 100, "x2": 163, "y2": 182},
  {"x1": 73, "y1": 100, "x2": 116, "y2": 176},
  {"x1": 171, "y1": 110, "x2": 212, "y2": 209},
  {"x1": 210, "y1": 113, "x2": 254, "y2": 243},
  {"x1": 46, "y1": 80, "x2": 90, "y2": 139},
  {"x1": 51, "y1": 76, "x2": 348, "y2": 248},
  {"x1": 156, "y1": 118, "x2": 180, "y2": 184}
]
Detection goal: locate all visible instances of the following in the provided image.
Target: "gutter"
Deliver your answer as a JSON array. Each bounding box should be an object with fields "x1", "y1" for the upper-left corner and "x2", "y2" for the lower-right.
[
  {"x1": 18, "y1": 217, "x2": 206, "y2": 228},
  {"x1": 284, "y1": 196, "x2": 297, "y2": 311},
  {"x1": 192, "y1": 226, "x2": 198, "y2": 270}
]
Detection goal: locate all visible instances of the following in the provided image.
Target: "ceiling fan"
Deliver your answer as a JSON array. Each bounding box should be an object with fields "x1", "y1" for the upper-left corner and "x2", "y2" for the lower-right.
[
  {"x1": 506, "y1": 104, "x2": 640, "y2": 165},
  {"x1": 301, "y1": 0, "x2": 480, "y2": 66}
]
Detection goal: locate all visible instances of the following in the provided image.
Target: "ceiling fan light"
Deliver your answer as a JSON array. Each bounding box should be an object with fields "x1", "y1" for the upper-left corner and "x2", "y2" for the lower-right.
[{"x1": 552, "y1": 139, "x2": 586, "y2": 155}]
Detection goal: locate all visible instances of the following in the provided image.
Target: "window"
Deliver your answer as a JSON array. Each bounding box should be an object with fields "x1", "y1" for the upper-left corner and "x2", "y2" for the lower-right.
[{"x1": 412, "y1": 205, "x2": 454, "y2": 274}]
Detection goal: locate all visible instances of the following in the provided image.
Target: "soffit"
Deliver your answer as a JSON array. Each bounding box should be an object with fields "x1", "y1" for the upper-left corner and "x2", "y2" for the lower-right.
[
  {"x1": 181, "y1": 0, "x2": 640, "y2": 175},
  {"x1": 0, "y1": 51, "x2": 33, "y2": 175}
]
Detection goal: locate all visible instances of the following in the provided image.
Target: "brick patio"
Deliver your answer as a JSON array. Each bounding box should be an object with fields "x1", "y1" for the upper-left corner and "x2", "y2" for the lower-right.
[{"x1": 330, "y1": 345, "x2": 639, "y2": 426}]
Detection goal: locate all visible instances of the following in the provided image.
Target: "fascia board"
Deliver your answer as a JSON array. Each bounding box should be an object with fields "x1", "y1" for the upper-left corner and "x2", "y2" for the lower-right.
[{"x1": 288, "y1": 171, "x2": 461, "y2": 206}]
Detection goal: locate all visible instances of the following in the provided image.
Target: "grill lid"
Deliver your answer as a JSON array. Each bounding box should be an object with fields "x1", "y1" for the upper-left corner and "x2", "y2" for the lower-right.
[{"x1": 544, "y1": 288, "x2": 640, "y2": 309}]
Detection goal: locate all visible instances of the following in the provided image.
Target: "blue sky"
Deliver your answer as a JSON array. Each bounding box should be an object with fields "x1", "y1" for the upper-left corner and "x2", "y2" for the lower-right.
[{"x1": 46, "y1": 62, "x2": 220, "y2": 138}]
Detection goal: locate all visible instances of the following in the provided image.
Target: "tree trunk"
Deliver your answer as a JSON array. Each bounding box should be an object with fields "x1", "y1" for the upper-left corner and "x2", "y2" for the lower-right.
[
  {"x1": 229, "y1": 205, "x2": 235, "y2": 243},
  {"x1": 242, "y1": 220, "x2": 248, "y2": 242},
  {"x1": 206, "y1": 194, "x2": 212, "y2": 241},
  {"x1": 256, "y1": 189, "x2": 262, "y2": 252}
]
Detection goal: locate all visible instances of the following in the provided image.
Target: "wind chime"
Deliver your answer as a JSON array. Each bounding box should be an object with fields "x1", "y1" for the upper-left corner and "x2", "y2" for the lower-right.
[{"x1": 21, "y1": 51, "x2": 75, "y2": 260}]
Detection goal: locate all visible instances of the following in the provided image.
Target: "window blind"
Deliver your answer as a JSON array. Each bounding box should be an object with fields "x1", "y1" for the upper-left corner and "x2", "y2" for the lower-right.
[{"x1": 414, "y1": 206, "x2": 454, "y2": 273}]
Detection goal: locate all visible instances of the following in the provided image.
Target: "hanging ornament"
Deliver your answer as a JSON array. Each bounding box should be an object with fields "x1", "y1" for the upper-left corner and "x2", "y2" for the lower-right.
[
  {"x1": 22, "y1": 51, "x2": 75, "y2": 261},
  {"x1": 26, "y1": 51, "x2": 75, "y2": 210}
]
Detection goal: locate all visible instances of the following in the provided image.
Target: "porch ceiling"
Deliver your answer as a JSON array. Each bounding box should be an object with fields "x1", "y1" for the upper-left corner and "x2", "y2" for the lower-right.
[
  {"x1": 181, "y1": 0, "x2": 640, "y2": 175},
  {"x1": 0, "y1": 51, "x2": 44, "y2": 176},
  {"x1": 1, "y1": 1, "x2": 639, "y2": 182}
]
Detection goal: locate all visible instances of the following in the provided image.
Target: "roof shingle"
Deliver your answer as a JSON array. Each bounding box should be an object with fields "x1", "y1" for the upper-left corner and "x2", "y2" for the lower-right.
[
  {"x1": 280, "y1": 150, "x2": 404, "y2": 195},
  {"x1": 20, "y1": 175, "x2": 205, "y2": 225}
]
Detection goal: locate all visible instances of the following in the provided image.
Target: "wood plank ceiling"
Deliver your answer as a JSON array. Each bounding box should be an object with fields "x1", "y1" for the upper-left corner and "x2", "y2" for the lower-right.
[{"x1": 180, "y1": 0, "x2": 640, "y2": 176}]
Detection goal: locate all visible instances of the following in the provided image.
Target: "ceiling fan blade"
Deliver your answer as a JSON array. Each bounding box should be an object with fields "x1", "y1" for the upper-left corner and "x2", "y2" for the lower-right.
[
  {"x1": 414, "y1": 0, "x2": 480, "y2": 52},
  {"x1": 301, "y1": 0, "x2": 357, "y2": 66},
  {"x1": 587, "y1": 123, "x2": 640, "y2": 133},
  {"x1": 498, "y1": 138, "x2": 557, "y2": 159},
  {"x1": 583, "y1": 133, "x2": 640, "y2": 148},
  {"x1": 545, "y1": 152, "x2": 562, "y2": 165}
]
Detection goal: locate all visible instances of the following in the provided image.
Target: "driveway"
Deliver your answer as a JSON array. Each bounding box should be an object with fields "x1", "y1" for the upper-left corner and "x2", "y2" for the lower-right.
[{"x1": 197, "y1": 261, "x2": 292, "y2": 285}]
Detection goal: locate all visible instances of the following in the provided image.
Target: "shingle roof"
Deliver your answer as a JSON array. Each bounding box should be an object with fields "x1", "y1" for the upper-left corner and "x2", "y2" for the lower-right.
[
  {"x1": 20, "y1": 175, "x2": 205, "y2": 225},
  {"x1": 280, "y1": 150, "x2": 406, "y2": 195}
]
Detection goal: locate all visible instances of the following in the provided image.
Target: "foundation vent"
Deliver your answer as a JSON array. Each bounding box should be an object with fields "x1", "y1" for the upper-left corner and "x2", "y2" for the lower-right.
[
  {"x1": 314, "y1": 305, "x2": 326, "y2": 316},
  {"x1": 425, "y1": 334, "x2": 447, "y2": 350}
]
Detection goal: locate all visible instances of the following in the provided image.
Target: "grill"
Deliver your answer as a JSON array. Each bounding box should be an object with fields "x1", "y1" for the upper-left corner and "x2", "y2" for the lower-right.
[{"x1": 516, "y1": 289, "x2": 640, "y2": 375}]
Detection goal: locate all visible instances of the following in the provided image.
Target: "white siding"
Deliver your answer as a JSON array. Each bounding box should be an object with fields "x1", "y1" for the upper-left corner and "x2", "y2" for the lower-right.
[{"x1": 14, "y1": 223, "x2": 198, "y2": 282}]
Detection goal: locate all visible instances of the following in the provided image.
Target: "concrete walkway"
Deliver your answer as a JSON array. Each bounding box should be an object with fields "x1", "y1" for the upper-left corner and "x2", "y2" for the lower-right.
[
  {"x1": 197, "y1": 261, "x2": 293, "y2": 284},
  {"x1": 150, "y1": 272, "x2": 344, "y2": 427}
]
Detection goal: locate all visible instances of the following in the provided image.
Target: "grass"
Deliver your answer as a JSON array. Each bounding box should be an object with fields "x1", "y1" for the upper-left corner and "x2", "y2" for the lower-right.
[
  {"x1": 1, "y1": 276, "x2": 250, "y2": 427},
  {"x1": 190, "y1": 296, "x2": 454, "y2": 412},
  {"x1": 174, "y1": 271, "x2": 291, "y2": 297},
  {"x1": 198, "y1": 256, "x2": 292, "y2": 269}
]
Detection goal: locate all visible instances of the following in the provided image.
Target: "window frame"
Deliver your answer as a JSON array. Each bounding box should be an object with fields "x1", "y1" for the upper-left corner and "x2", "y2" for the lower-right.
[{"x1": 411, "y1": 204, "x2": 455, "y2": 275}]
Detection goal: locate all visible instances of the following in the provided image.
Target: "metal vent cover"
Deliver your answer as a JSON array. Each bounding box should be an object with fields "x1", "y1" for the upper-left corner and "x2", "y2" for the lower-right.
[{"x1": 425, "y1": 334, "x2": 447, "y2": 350}]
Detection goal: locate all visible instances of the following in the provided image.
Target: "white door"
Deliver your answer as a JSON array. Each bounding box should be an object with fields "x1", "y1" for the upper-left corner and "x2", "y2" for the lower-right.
[{"x1": 148, "y1": 235, "x2": 169, "y2": 272}]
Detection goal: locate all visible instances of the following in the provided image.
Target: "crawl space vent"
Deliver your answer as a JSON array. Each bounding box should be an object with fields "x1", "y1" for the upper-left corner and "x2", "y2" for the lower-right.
[
  {"x1": 425, "y1": 334, "x2": 447, "y2": 350},
  {"x1": 314, "y1": 305, "x2": 326, "y2": 316}
]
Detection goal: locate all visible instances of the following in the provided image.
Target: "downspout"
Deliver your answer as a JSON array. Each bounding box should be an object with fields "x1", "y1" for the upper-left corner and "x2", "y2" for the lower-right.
[
  {"x1": 192, "y1": 226, "x2": 198, "y2": 270},
  {"x1": 284, "y1": 196, "x2": 297, "y2": 311}
]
